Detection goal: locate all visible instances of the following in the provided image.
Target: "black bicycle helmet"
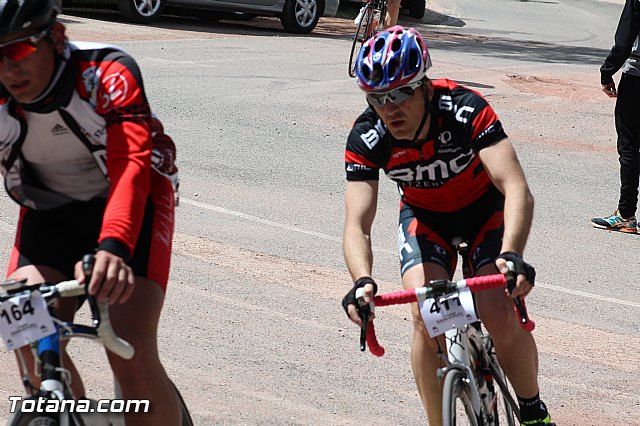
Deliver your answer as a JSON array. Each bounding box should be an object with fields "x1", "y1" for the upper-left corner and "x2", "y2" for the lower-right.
[{"x1": 0, "y1": 0, "x2": 61, "y2": 38}]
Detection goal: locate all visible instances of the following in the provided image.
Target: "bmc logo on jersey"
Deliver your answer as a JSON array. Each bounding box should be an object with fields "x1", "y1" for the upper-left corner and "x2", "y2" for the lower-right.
[
  {"x1": 438, "y1": 95, "x2": 475, "y2": 124},
  {"x1": 388, "y1": 148, "x2": 474, "y2": 183},
  {"x1": 360, "y1": 119, "x2": 387, "y2": 149}
]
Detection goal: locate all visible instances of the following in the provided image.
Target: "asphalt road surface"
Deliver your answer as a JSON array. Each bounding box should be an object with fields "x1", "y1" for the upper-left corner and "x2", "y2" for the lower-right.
[{"x1": 0, "y1": 0, "x2": 638, "y2": 424}]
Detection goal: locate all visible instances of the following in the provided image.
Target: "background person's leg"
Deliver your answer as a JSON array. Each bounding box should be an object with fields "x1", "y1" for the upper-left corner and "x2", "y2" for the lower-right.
[
  {"x1": 616, "y1": 74, "x2": 640, "y2": 218},
  {"x1": 385, "y1": 0, "x2": 400, "y2": 27}
]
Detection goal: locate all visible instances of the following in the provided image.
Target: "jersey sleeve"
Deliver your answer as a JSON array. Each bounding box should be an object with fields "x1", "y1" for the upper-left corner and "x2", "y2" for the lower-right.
[
  {"x1": 344, "y1": 110, "x2": 384, "y2": 181},
  {"x1": 93, "y1": 52, "x2": 152, "y2": 260},
  {"x1": 601, "y1": 0, "x2": 640, "y2": 84},
  {"x1": 451, "y1": 86, "x2": 508, "y2": 152}
]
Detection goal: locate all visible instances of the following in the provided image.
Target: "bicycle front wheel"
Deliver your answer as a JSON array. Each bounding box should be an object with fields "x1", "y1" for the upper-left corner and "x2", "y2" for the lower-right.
[
  {"x1": 8, "y1": 412, "x2": 60, "y2": 426},
  {"x1": 442, "y1": 370, "x2": 481, "y2": 426}
]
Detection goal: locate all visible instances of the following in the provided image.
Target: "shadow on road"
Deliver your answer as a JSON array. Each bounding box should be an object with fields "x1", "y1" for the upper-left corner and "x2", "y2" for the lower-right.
[
  {"x1": 63, "y1": 5, "x2": 609, "y2": 66},
  {"x1": 421, "y1": 29, "x2": 610, "y2": 66}
]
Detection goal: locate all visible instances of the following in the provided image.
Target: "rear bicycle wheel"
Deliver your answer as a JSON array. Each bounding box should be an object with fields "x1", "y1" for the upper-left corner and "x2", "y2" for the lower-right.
[
  {"x1": 348, "y1": 4, "x2": 373, "y2": 77},
  {"x1": 442, "y1": 370, "x2": 481, "y2": 426}
]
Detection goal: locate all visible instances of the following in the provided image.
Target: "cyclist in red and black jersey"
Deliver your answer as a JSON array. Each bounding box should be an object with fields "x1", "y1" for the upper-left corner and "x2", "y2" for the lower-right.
[
  {"x1": 0, "y1": 1, "x2": 183, "y2": 424},
  {"x1": 341, "y1": 27, "x2": 555, "y2": 425}
]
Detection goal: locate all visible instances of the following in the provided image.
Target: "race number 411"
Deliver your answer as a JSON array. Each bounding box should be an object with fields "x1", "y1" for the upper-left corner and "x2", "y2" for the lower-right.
[{"x1": 419, "y1": 287, "x2": 478, "y2": 338}]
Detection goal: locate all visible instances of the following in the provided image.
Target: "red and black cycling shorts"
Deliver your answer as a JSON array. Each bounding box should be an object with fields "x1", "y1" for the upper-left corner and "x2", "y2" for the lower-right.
[
  {"x1": 397, "y1": 185, "x2": 504, "y2": 277},
  {"x1": 7, "y1": 174, "x2": 175, "y2": 291}
]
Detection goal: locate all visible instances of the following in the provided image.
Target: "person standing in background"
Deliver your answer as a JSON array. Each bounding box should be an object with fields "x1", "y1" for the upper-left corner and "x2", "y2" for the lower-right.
[{"x1": 591, "y1": 0, "x2": 640, "y2": 234}]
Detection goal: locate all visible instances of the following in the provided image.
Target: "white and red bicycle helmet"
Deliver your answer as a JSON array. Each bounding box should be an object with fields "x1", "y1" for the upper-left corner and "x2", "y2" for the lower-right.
[{"x1": 356, "y1": 25, "x2": 432, "y2": 93}]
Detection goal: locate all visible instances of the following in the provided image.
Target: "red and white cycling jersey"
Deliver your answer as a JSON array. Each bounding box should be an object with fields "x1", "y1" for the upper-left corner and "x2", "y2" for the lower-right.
[
  {"x1": 0, "y1": 42, "x2": 178, "y2": 259},
  {"x1": 345, "y1": 79, "x2": 507, "y2": 212}
]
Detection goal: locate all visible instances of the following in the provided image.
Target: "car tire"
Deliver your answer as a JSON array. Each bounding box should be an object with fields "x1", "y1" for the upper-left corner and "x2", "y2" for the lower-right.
[
  {"x1": 408, "y1": 0, "x2": 425, "y2": 19},
  {"x1": 280, "y1": 0, "x2": 322, "y2": 34},
  {"x1": 118, "y1": 0, "x2": 167, "y2": 24}
]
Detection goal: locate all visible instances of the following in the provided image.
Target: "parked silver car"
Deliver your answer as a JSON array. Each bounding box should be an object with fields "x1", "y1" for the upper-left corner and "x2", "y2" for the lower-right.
[{"x1": 116, "y1": 0, "x2": 339, "y2": 33}]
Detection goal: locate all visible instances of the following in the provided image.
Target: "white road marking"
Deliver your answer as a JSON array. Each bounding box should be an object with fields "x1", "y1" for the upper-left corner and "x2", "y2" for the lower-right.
[
  {"x1": 181, "y1": 197, "x2": 395, "y2": 255},
  {"x1": 535, "y1": 282, "x2": 640, "y2": 308},
  {"x1": 140, "y1": 58, "x2": 220, "y2": 68},
  {"x1": 181, "y1": 196, "x2": 639, "y2": 308}
]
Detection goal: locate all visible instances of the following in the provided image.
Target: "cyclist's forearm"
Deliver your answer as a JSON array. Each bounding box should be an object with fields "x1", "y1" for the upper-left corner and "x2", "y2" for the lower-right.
[
  {"x1": 500, "y1": 185, "x2": 534, "y2": 255},
  {"x1": 343, "y1": 227, "x2": 374, "y2": 280}
]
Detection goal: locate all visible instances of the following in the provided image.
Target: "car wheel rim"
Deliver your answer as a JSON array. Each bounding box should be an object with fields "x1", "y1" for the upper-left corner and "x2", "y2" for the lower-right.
[
  {"x1": 294, "y1": 0, "x2": 317, "y2": 27},
  {"x1": 135, "y1": 0, "x2": 161, "y2": 17}
]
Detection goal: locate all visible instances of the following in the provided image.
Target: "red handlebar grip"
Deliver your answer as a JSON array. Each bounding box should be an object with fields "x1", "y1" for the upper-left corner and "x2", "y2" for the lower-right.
[
  {"x1": 363, "y1": 274, "x2": 533, "y2": 358},
  {"x1": 373, "y1": 288, "x2": 418, "y2": 306},
  {"x1": 465, "y1": 274, "x2": 507, "y2": 292},
  {"x1": 366, "y1": 321, "x2": 385, "y2": 357}
]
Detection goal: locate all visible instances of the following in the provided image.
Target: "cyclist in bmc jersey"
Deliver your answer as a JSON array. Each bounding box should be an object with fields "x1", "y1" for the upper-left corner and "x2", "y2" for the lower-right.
[
  {"x1": 0, "y1": 1, "x2": 182, "y2": 424},
  {"x1": 341, "y1": 27, "x2": 555, "y2": 426}
]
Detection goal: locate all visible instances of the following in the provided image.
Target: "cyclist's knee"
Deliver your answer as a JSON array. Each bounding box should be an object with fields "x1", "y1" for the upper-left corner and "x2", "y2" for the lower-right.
[
  {"x1": 481, "y1": 300, "x2": 519, "y2": 342},
  {"x1": 109, "y1": 349, "x2": 163, "y2": 385},
  {"x1": 411, "y1": 313, "x2": 440, "y2": 351},
  {"x1": 410, "y1": 304, "x2": 427, "y2": 332},
  {"x1": 108, "y1": 332, "x2": 161, "y2": 367}
]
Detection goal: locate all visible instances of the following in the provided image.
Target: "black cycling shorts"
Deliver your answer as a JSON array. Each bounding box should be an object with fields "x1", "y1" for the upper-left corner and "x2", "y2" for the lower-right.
[
  {"x1": 7, "y1": 174, "x2": 175, "y2": 290},
  {"x1": 397, "y1": 185, "x2": 504, "y2": 277}
]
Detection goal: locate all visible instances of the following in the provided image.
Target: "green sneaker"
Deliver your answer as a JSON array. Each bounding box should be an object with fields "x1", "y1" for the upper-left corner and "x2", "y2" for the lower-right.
[
  {"x1": 522, "y1": 414, "x2": 556, "y2": 425},
  {"x1": 590, "y1": 210, "x2": 637, "y2": 233}
]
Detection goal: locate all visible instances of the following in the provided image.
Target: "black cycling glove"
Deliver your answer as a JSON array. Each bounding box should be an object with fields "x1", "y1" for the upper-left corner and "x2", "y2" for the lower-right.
[
  {"x1": 341, "y1": 276, "x2": 378, "y2": 317},
  {"x1": 496, "y1": 251, "x2": 536, "y2": 290}
]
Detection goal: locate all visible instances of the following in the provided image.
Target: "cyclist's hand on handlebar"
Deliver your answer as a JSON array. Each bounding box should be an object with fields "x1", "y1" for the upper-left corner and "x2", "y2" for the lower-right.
[
  {"x1": 75, "y1": 250, "x2": 135, "y2": 305},
  {"x1": 495, "y1": 251, "x2": 536, "y2": 299},
  {"x1": 341, "y1": 277, "x2": 377, "y2": 327}
]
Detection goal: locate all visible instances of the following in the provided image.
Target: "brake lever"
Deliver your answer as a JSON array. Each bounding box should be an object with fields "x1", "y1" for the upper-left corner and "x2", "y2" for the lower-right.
[
  {"x1": 505, "y1": 267, "x2": 530, "y2": 325},
  {"x1": 82, "y1": 254, "x2": 101, "y2": 326},
  {"x1": 359, "y1": 305, "x2": 370, "y2": 352},
  {"x1": 355, "y1": 287, "x2": 373, "y2": 352}
]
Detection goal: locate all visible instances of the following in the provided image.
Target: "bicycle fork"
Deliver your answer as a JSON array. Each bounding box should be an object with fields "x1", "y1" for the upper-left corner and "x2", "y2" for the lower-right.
[{"x1": 437, "y1": 326, "x2": 486, "y2": 420}]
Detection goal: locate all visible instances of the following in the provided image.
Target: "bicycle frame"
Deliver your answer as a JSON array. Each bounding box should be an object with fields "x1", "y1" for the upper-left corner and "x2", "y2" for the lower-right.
[
  {"x1": 438, "y1": 324, "x2": 486, "y2": 419},
  {"x1": 19, "y1": 320, "x2": 101, "y2": 385},
  {"x1": 2, "y1": 262, "x2": 134, "y2": 426},
  {"x1": 435, "y1": 241, "x2": 519, "y2": 424},
  {"x1": 356, "y1": 241, "x2": 529, "y2": 425},
  {"x1": 438, "y1": 242, "x2": 496, "y2": 421},
  {"x1": 22, "y1": 322, "x2": 93, "y2": 426}
]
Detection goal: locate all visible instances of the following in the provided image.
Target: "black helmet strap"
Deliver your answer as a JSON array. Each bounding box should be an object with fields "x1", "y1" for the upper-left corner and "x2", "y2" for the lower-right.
[{"x1": 411, "y1": 92, "x2": 433, "y2": 143}]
